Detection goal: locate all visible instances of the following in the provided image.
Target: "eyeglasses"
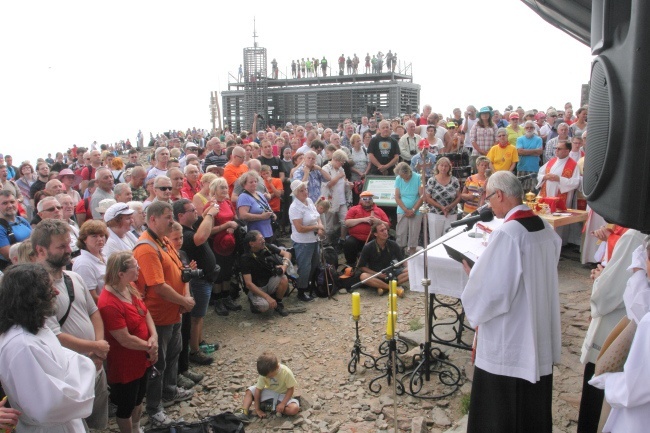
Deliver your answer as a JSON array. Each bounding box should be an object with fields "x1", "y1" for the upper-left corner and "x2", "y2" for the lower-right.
[
  {"x1": 525, "y1": 127, "x2": 535, "y2": 130},
  {"x1": 360, "y1": 197, "x2": 373, "y2": 201},
  {"x1": 485, "y1": 191, "x2": 497, "y2": 201},
  {"x1": 497, "y1": 134, "x2": 507, "y2": 137},
  {"x1": 43, "y1": 205, "x2": 63, "y2": 212},
  {"x1": 549, "y1": 115, "x2": 558, "y2": 117},
  {"x1": 156, "y1": 186, "x2": 172, "y2": 191},
  {"x1": 181, "y1": 207, "x2": 197, "y2": 213}
]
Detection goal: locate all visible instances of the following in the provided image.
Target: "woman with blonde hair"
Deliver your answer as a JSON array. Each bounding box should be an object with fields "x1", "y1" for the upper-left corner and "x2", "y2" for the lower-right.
[
  {"x1": 425, "y1": 157, "x2": 462, "y2": 243},
  {"x1": 98, "y1": 251, "x2": 158, "y2": 433},
  {"x1": 192, "y1": 172, "x2": 217, "y2": 213},
  {"x1": 208, "y1": 177, "x2": 240, "y2": 315},
  {"x1": 320, "y1": 149, "x2": 350, "y2": 247}
]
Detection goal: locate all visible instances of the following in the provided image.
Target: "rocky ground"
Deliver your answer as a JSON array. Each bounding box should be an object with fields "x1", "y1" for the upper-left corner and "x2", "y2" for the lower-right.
[{"x1": 98, "y1": 239, "x2": 592, "y2": 433}]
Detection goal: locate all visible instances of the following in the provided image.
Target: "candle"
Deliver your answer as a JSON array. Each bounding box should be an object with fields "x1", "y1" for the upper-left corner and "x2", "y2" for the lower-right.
[
  {"x1": 351, "y1": 292, "x2": 361, "y2": 319},
  {"x1": 389, "y1": 293, "x2": 397, "y2": 312},
  {"x1": 386, "y1": 311, "x2": 398, "y2": 338}
]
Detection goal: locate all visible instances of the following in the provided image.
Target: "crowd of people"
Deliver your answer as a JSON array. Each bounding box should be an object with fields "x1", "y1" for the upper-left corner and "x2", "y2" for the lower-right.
[{"x1": 0, "y1": 98, "x2": 649, "y2": 433}]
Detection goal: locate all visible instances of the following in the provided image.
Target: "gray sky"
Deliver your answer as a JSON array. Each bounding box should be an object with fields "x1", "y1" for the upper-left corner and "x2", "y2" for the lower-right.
[{"x1": 1, "y1": 0, "x2": 592, "y2": 164}]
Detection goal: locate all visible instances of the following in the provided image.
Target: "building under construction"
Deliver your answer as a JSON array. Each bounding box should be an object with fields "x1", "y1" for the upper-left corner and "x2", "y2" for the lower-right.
[{"x1": 222, "y1": 45, "x2": 421, "y2": 132}]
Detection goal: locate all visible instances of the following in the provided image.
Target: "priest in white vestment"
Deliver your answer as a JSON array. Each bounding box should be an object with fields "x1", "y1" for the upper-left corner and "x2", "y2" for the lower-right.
[
  {"x1": 589, "y1": 241, "x2": 650, "y2": 433},
  {"x1": 0, "y1": 264, "x2": 95, "y2": 433},
  {"x1": 461, "y1": 171, "x2": 562, "y2": 433}
]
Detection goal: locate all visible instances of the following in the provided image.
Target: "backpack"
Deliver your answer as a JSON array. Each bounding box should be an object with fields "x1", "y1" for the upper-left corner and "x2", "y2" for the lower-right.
[
  {"x1": 146, "y1": 412, "x2": 245, "y2": 433},
  {"x1": 312, "y1": 263, "x2": 339, "y2": 298},
  {"x1": 311, "y1": 246, "x2": 340, "y2": 298},
  {"x1": 0, "y1": 217, "x2": 29, "y2": 271}
]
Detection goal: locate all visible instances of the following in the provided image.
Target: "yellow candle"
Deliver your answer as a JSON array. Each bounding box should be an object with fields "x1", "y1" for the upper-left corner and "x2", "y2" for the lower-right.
[
  {"x1": 351, "y1": 292, "x2": 361, "y2": 319},
  {"x1": 386, "y1": 311, "x2": 397, "y2": 338},
  {"x1": 389, "y1": 279, "x2": 397, "y2": 296},
  {"x1": 389, "y1": 293, "x2": 397, "y2": 312}
]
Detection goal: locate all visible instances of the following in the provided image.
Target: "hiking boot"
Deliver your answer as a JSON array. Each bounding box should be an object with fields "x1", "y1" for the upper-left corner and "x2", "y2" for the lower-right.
[
  {"x1": 234, "y1": 408, "x2": 252, "y2": 424},
  {"x1": 162, "y1": 387, "x2": 194, "y2": 408},
  {"x1": 222, "y1": 297, "x2": 242, "y2": 311},
  {"x1": 377, "y1": 288, "x2": 387, "y2": 296},
  {"x1": 275, "y1": 301, "x2": 289, "y2": 317},
  {"x1": 214, "y1": 299, "x2": 229, "y2": 316},
  {"x1": 297, "y1": 291, "x2": 314, "y2": 302},
  {"x1": 177, "y1": 374, "x2": 195, "y2": 390},
  {"x1": 149, "y1": 411, "x2": 173, "y2": 427},
  {"x1": 189, "y1": 350, "x2": 213, "y2": 366},
  {"x1": 182, "y1": 369, "x2": 204, "y2": 384}
]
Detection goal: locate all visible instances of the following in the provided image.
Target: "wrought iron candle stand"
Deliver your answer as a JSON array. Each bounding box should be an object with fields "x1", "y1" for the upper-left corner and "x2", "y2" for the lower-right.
[
  {"x1": 348, "y1": 319, "x2": 377, "y2": 374},
  {"x1": 368, "y1": 335, "x2": 409, "y2": 394}
]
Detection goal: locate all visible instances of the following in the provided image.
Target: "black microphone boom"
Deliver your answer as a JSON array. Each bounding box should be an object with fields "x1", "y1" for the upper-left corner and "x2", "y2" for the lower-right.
[{"x1": 450, "y1": 208, "x2": 494, "y2": 229}]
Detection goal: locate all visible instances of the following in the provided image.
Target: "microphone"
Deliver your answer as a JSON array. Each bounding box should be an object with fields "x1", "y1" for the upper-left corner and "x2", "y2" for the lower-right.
[
  {"x1": 517, "y1": 173, "x2": 537, "y2": 181},
  {"x1": 450, "y1": 208, "x2": 494, "y2": 228}
]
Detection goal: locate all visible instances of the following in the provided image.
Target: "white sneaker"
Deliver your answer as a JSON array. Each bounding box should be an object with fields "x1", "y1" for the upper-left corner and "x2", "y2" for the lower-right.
[{"x1": 149, "y1": 411, "x2": 173, "y2": 428}]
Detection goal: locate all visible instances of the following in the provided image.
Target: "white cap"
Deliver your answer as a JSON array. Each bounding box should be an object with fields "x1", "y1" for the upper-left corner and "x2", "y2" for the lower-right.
[{"x1": 103, "y1": 202, "x2": 134, "y2": 222}]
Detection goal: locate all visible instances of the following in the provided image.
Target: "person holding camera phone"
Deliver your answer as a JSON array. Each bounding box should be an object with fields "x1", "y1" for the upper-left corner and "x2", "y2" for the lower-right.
[
  {"x1": 237, "y1": 172, "x2": 277, "y2": 244},
  {"x1": 240, "y1": 230, "x2": 291, "y2": 316}
]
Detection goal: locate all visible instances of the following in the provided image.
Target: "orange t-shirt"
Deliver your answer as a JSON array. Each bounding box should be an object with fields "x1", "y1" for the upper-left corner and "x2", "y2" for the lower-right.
[
  {"x1": 133, "y1": 231, "x2": 185, "y2": 326},
  {"x1": 264, "y1": 177, "x2": 284, "y2": 212},
  {"x1": 223, "y1": 163, "x2": 249, "y2": 195}
]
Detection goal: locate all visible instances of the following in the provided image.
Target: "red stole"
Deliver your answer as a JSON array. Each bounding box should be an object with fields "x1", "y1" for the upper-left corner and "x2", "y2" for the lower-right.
[
  {"x1": 606, "y1": 226, "x2": 628, "y2": 262},
  {"x1": 540, "y1": 157, "x2": 578, "y2": 202},
  {"x1": 505, "y1": 209, "x2": 535, "y2": 223}
]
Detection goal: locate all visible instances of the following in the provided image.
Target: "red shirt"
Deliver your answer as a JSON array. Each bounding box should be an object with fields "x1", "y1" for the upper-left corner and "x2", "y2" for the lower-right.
[
  {"x1": 75, "y1": 197, "x2": 92, "y2": 222},
  {"x1": 345, "y1": 204, "x2": 390, "y2": 241},
  {"x1": 211, "y1": 199, "x2": 237, "y2": 256},
  {"x1": 98, "y1": 290, "x2": 151, "y2": 384},
  {"x1": 181, "y1": 178, "x2": 201, "y2": 199},
  {"x1": 80, "y1": 165, "x2": 98, "y2": 181}
]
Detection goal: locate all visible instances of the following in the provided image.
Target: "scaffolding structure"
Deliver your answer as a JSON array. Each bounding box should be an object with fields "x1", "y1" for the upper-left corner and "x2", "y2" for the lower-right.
[
  {"x1": 223, "y1": 71, "x2": 420, "y2": 131},
  {"x1": 242, "y1": 45, "x2": 268, "y2": 132}
]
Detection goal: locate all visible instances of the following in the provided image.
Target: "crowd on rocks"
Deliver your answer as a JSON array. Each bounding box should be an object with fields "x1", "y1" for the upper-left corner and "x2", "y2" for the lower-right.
[{"x1": 1, "y1": 97, "x2": 649, "y2": 433}]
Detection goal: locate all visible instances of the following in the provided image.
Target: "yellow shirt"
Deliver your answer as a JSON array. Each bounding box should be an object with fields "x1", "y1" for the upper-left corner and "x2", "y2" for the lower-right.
[
  {"x1": 506, "y1": 125, "x2": 524, "y2": 146},
  {"x1": 255, "y1": 364, "x2": 297, "y2": 394},
  {"x1": 487, "y1": 144, "x2": 519, "y2": 172}
]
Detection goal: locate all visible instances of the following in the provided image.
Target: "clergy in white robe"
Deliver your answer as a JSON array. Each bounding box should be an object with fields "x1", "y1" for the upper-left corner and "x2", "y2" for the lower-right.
[
  {"x1": 535, "y1": 142, "x2": 581, "y2": 206},
  {"x1": 0, "y1": 263, "x2": 96, "y2": 433},
  {"x1": 589, "y1": 262, "x2": 650, "y2": 433},
  {"x1": 577, "y1": 229, "x2": 645, "y2": 432},
  {"x1": 461, "y1": 171, "x2": 562, "y2": 433},
  {"x1": 0, "y1": 326, "x2": 95, "y2": 433}
]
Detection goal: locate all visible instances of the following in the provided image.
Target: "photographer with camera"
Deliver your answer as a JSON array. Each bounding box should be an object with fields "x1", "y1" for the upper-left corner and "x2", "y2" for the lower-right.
[
  {"x1": 240, "y1": 230, "x2": 291, "y2": 317},
  {"x1": 173, "y1": 199, "x2": 221, "y2": 366},
  {"x1": 133, "y1": 201, "x2": 195, "y2": 427}
]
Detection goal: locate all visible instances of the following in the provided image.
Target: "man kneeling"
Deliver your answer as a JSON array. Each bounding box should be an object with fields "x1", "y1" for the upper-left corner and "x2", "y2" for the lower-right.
[
  {"x1": 240, "y1": 230, "x2": 291, "y2": 316},
  {"x1": 357, "y1": 221, "x2": 409, "y2": 297}
]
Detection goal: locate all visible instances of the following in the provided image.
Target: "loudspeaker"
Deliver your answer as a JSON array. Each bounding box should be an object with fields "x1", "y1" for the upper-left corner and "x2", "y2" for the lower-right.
[{"x1": 583, "y1": 0, "x2": 650, "y2": 231}]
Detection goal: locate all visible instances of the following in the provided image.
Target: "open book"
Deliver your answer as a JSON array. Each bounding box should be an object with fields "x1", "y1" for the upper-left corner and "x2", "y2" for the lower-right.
[{"x1": 442, "y1": 217, "x2": 503, "y2": 268}]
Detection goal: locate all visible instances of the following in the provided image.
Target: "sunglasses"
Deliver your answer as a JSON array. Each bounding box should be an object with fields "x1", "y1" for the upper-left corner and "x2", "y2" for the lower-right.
[
  {"x1": 360, "y1": 197, "x2": 373, "y2": 201},
  {"x1": 156, "y1": 186, "x2": 173, "y2": 191},
  {"x1": 43, "y1": 205, "x2": 63, "y2": 212}
]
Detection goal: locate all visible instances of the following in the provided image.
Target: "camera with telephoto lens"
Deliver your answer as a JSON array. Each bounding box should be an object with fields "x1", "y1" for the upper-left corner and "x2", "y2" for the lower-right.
[
  {"x1": 410, "y1": 149, "x2": 417, "y2": 156},
  {"x1": 264, "y1": 255, "x2": 284, "y2": 277},
  {"x1": 181, "y1": 267, "x2": 204, "y2": 283}
]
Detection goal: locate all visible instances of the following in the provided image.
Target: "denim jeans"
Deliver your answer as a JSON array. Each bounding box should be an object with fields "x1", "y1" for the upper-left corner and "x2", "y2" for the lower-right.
[
  {"x1": 146, "y1": 322, "x2": 182, "y2": 415},
  {"x1": 293, "y1": 241, "x2": 319, "y2": 289}
]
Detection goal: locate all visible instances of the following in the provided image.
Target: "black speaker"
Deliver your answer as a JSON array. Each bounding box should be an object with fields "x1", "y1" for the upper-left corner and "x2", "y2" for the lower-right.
[
  {"x1": 523, "y1": 0, "x2": 650, "y2": 231},
  {"x1": 583, "y1": 0, "x2": 650, "y2": 231}
]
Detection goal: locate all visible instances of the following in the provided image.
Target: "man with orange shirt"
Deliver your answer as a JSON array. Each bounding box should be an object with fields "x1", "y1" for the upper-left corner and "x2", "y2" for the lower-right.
[
  {"x1": 223, "y1": 147, "x2": 248, "y2": 196},
  {"x1": 133, "y1": 201, "x2": 195, "y2": 427}
]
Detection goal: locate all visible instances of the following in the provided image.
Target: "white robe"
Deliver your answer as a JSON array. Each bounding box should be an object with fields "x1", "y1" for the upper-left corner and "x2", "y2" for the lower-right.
[
  {"x1": 0, "y1": 326, "x2": 95, "y2": 433},
  {"x1": 536, "y1": 155, "x2": 581, "y2": 205},
  {"x1": 461, "y1": 205, "x2": 562, "y2": 383},
  {"x1": 589, "y1": 312, "x2": 650, "y2": 433},
  {"x1": 580, "y1": 230, "x2": 645, "y2": 364}
]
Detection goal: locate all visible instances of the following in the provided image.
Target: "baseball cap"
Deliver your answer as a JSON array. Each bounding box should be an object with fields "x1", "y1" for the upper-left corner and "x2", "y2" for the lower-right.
[
  {"x1": 359, "y1": 191, "x2": 375, "y2": 198},
  {"x1": 418, "y1": 139, "x2": 431, "y2": 149},
  {"x1": 509, "y1": 112, "x2": 520, "y2": 119},
  {"x1": 534, "y1": 112, "x2": 547, "y2": 121},
  {"x1": 104, "y1": 202, "x2": 135, "y2": 222}
]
